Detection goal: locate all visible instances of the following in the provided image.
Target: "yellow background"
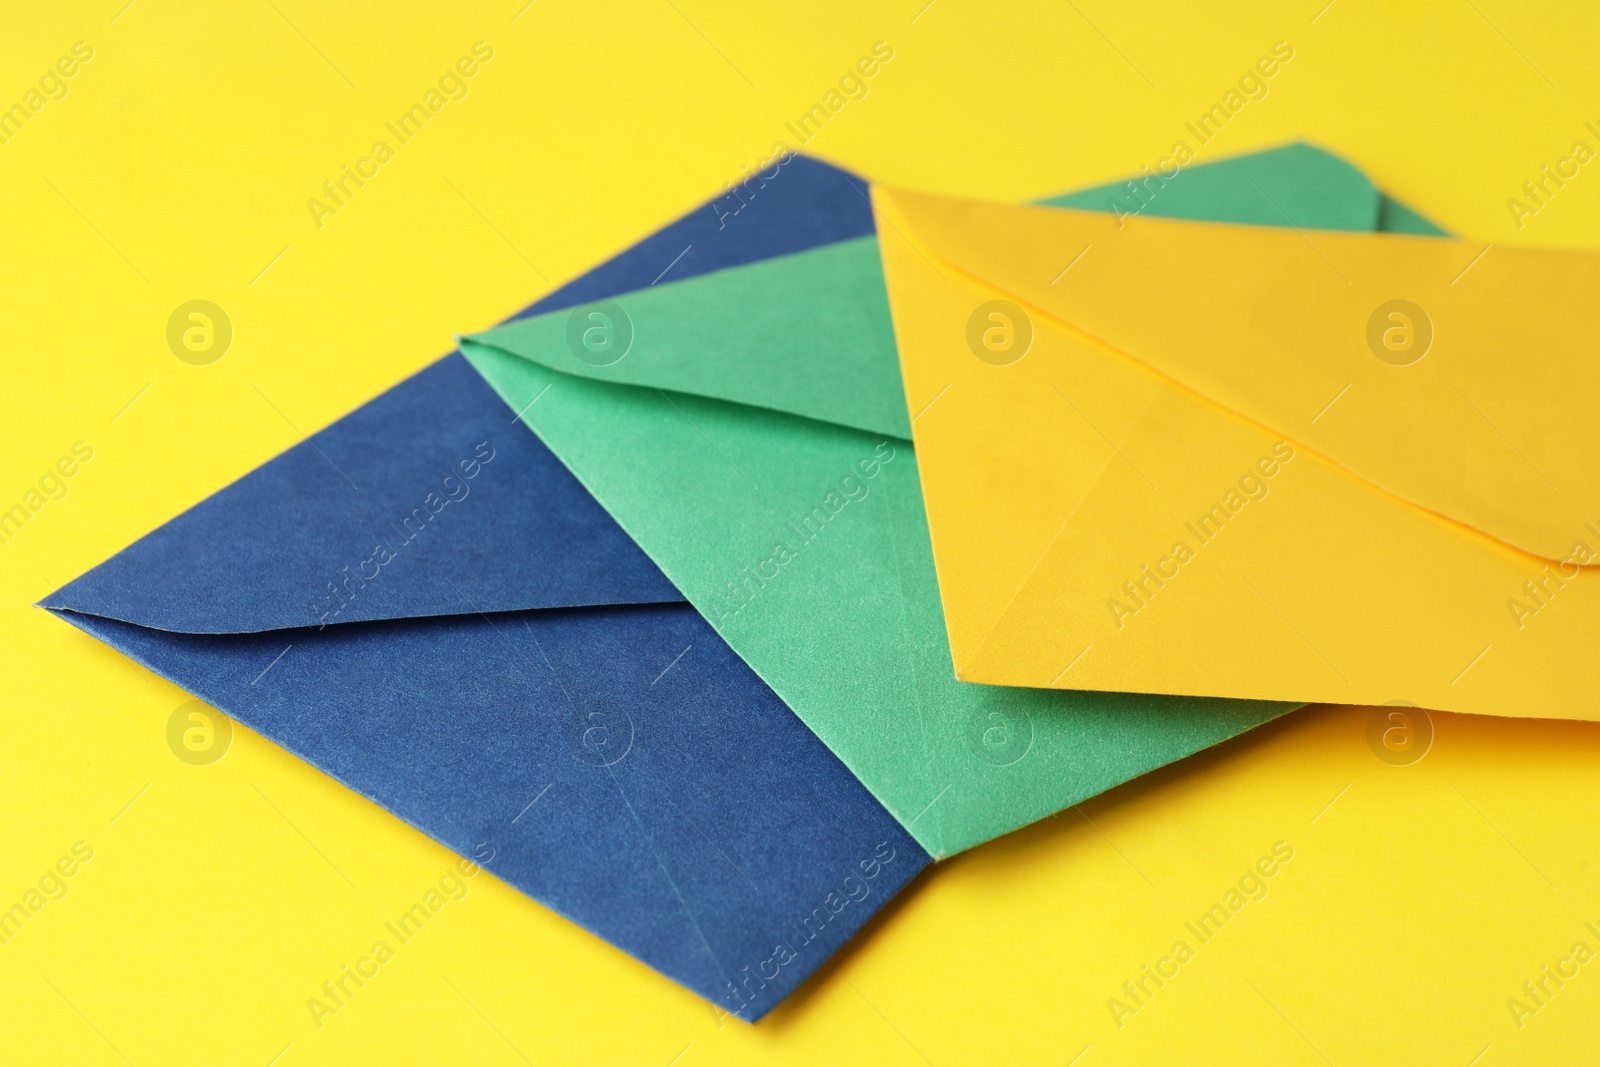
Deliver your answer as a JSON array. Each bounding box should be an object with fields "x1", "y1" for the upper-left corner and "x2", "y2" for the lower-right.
[{"x1": 3, "y1": 1, "x2": 1598, "y2": 1062}]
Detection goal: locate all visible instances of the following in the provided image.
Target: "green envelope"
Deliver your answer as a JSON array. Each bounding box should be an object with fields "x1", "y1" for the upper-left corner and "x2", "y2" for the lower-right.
[{"x1": 462, "y1": 144, "x2": 1438, "y2": 857}]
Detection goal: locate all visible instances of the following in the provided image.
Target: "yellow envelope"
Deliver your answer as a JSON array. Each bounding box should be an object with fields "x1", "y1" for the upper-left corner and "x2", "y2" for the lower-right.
[{"x1": 875, "y1": 187, "x2": 1600, "y2": 720}]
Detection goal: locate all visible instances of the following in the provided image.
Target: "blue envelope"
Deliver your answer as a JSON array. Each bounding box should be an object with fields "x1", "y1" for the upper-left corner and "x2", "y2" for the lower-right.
[{"x1": 41, "y1": 351, "x2": 927, "y2": 1021}]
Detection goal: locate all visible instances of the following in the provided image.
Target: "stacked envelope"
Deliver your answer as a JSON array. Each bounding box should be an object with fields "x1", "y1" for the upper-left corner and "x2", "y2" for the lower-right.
[{"x1": 43, "y1": 142, "x2": 1595, "y2": 1019}]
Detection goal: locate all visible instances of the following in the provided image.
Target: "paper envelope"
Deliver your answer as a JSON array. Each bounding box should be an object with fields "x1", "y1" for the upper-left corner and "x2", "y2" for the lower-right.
[
  {"x1": 457, "y1": 150, "x2": 1397, "y2": 857},
  {"x1": 40, "y1": 354, "x2": 927, "y2": 1020},
  {"x1": 875, "y1": 171, "x2": 1600, "y2": 720}
]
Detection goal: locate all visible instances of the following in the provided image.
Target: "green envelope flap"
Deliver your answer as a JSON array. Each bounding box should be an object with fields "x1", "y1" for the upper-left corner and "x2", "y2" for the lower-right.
[
  {"x1": 1042, "y1": 140, "x2": 1381, "y2": 231},
  {"x1": 464, "y1": 236, "x2": 911, "y2": 440}
]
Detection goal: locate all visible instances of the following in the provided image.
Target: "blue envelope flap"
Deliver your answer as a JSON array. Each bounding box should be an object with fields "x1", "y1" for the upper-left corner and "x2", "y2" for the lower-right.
[
  {"x1": 43, "y1": 353, "x2": 929, "y2": 1020},
  {"x1": 41, "y1": 356, "x2": 685, "y2": 634},
  {"x1": 504, "y1": 154, "x2": 874, "y2": 322}
]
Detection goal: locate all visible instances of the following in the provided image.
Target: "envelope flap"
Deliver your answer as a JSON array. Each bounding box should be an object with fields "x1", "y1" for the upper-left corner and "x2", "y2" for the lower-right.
[
  {"x1": 882, "y1": 188, "x2": 1600, "y2": 563},
  {"x1": 1041, "y1": 141, "x2": 1382, "y2": 232},
  {"x1": 464, "y1": 236, "x2": 911, "y2": 439},
  {"x1": 40, "y1": 355, "x2": 684, "y2": 634}
]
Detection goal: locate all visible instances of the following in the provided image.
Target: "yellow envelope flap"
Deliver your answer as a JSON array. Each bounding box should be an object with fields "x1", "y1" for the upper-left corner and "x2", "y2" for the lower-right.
[{"x1": 880, "y1": 187, "x2": 1600, "y2": 566}]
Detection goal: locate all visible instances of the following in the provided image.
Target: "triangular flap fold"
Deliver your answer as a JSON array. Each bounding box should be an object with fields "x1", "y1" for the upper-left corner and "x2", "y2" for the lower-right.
[
  {"x1": 879, "y1": 187, "x2": 1600, "y2": 563},
  {"x1": 42, "y1": 355, "x2": 684, "y2": 634},
  {"x1": 1042, "y1": 141, "x2": 1381, "y2": 232},
  {"x1": 465, "y1": 237, "x2": 910, "y2": 440}
]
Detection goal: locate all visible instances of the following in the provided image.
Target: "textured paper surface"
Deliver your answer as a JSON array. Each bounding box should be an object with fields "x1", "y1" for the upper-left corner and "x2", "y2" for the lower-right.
[{"x1": 42, "y1": 356, "x2": 926, "y2": 1019}]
